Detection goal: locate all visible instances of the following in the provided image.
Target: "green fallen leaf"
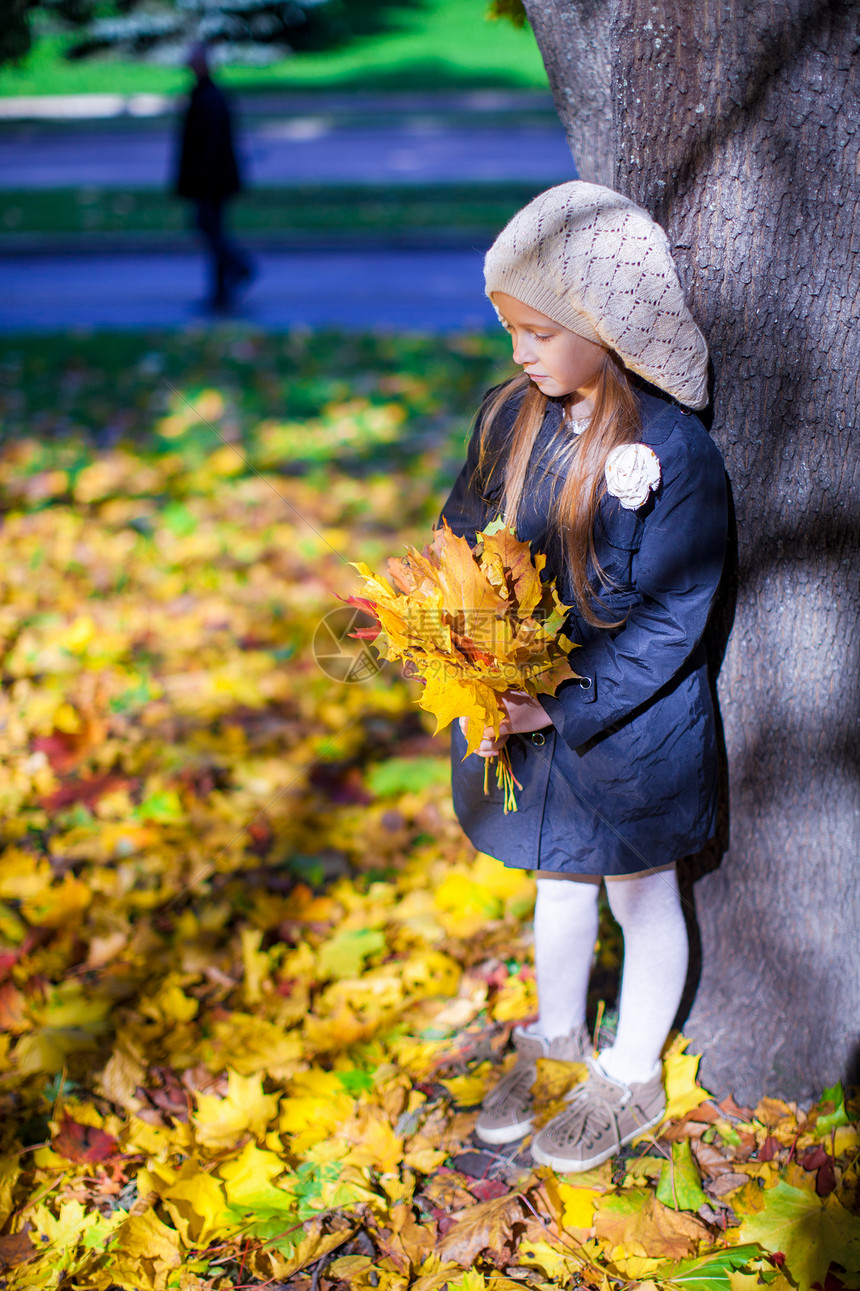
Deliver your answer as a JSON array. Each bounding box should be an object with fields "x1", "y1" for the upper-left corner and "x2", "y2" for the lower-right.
[
  {"x1": 737, "y1": 1178, "x2": 860, "y2": 1291},
  {"x1": 655, "y1": 1243, "x2": 766, "y2": 1290},
  {"x1": 317, "y1": 928, "x2": 386, "y2": 979},
  {"x1": 815, "y1": 1081, "x2": 850, "y2": 1136},
  {"x1": 656, "y1": 1139, "x2": 709, "y2": 1213},
  {"x1": 367, "y1": 756, "x2": 450, "y2": 798}
]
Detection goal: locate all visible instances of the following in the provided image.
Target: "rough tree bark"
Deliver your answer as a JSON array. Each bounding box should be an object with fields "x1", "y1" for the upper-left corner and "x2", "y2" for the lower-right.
[{"x1": 523, "y1": 0, "x2": 860, "y2": 1104}]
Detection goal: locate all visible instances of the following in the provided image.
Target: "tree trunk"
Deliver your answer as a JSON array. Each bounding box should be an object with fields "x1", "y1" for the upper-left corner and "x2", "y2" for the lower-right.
[
  {"x1": 524, "y1": 0, "x2": 860, "y2": 1104},
  {"x1": 523, "y1": 0, "x2": 614, "y2": 186}
]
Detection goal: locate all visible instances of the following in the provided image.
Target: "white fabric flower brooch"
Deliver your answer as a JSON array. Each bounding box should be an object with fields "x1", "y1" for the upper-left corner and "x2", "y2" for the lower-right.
[{"x1": 604, "y1": 443, "x2": 661, "y2": 510}]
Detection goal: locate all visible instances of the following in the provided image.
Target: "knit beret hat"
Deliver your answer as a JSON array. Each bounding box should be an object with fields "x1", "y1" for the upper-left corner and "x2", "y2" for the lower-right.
[{"x1": 484, "y1": 181, "x2": 709, "y2": 409}]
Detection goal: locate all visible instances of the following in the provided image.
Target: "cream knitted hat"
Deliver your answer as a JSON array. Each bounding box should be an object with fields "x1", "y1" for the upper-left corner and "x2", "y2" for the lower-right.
[{"x1": 484, "y1": 181, "x2": 709, "y2": 409}]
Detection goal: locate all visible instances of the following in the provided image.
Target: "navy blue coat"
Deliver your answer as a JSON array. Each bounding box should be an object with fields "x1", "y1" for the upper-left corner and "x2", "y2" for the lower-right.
[{"x1": 440, "y1": 385, "x2": 728, "y2": 876}]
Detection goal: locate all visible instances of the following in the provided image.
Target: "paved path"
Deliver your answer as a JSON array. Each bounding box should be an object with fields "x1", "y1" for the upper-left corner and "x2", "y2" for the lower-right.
[
  {"x1": 0, "y1": 120, "x2": 574, "y2": 189},
  {"x1": 0, "y1": 89, "x2": 556, "y2": 122},
  {"x1": 0, "y1": 247, "x2": 499, "y2": 332}
]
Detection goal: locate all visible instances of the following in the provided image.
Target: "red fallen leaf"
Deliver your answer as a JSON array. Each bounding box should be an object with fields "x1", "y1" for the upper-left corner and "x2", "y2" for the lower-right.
[
  {"x1": 0, "y1": 951, "x2": 18, "y2": 982},
  {"x1": 39, "y1": 771, "x2": 134, "y2": 812},
  {"x1": 719, "y1": 1094, "x2": 754, "y2": 1120},
  {"x1": 801, "y1": 1144, "x2": 830, "y2": 1170},
  {"x1": 473, "y1": 962, "x2": 509, "y2": 989},
  {"x1": 733, "y1": 1131, "x2": 757, "y2": 1161},
  {"x1": 0, "y1": 1228, "x2": 35, "y2": 1272},
  {"x1": 758, "y1": 1135, "x2": 781, "y2": 1161},
  {"x1": 54, "y1": 1112, "x2": 118, "y2": 1163},
  {"x1": 247, "y1": 818, "x2": 273, "y2": 856},
  {"x1": 177, "y1": 766, "x2": 219, "y2": 799},
  {"x1": 815, "y1": 1157, "x2": 837, "y2": 1197},
  {"x1": 343, "y1": 594, "x2": 380, "y2": 620},
  {"x1": 33, "y1": 716, "x2": 106, "y2": 774},
  {"x1": 428, "y1": 1206, "x2": 457, "y2": 1237},
  {"x1": 140, "y1": 1066, "x2": 191, "y2": 1123},
  {"x1": 0, "y1": 981, "x2": 27, "y2": 1033},
  {"x1": 468, "y1": 1178, "x2": 511, "y2": 1203},
  {"x1": 685, "y1": 1102, "x2": 720, "y2": 1124}
]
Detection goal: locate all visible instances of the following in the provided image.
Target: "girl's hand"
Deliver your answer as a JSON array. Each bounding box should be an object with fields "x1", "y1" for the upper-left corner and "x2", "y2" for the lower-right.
[{"x1": 459, "y1": 691, "x2": 552, "y2": 759}]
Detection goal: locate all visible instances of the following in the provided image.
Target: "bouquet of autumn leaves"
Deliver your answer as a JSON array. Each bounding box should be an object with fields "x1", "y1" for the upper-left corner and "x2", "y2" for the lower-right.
[{"x1": 349, "y1": 520, "x2": 579, "y2": 811}]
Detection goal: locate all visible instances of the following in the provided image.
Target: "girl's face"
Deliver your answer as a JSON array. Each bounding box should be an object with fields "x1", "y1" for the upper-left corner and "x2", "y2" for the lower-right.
[{"x1": 492, "y1": 293, "x2": 606, "y2": 405}]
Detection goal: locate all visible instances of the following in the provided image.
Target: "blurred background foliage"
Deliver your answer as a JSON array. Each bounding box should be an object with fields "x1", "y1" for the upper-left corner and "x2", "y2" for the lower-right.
[{"x1": 0, "y1": 0, "x2": 540, "y2": 92}]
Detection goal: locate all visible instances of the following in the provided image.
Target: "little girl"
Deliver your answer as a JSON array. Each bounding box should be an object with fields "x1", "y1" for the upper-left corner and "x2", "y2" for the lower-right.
[{"x1": 439, "y1": 182, "x2": 727, "y2": 1172}]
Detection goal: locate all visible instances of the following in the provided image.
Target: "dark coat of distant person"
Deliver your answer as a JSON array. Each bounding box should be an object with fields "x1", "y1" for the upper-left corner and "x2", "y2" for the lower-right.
[{"x1": 175, "y1": 75, "x2": 241, "y2": 201}]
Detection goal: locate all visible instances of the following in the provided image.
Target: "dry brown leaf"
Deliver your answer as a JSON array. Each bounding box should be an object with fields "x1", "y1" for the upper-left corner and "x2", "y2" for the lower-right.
[
  {"x1": 705, "y1": 1172, "x2": 749, "y2": 1197},
  {"x1": 411, "y1": 1263, "x2": 464, "y2": 1291},
  {"x1": 435, "y1": 1192, "x2": 525, "y2": 1267},
  {"x1": 719, "y1": 1094, "x2": 755, "y2": 1120},
  {"x1": 0, "y1": 1230, "x2": 36, "y2": 1273},
  {"x1": 754, "y1": 1097, "x2": 796, "y2": 1128},
  {"x1": 380, "y1": 1204, "x2": 437, "y2": 1272},
  {"x1": 593, "y1": 1189, "x2": 711, "y2": 1258},
  {"x1": 690, "y1": 1138, "x2": 736, "y2": 1179},
  {"x1": 420, "y1": 1169, "x2": 478, "y2": 1213},
  {"x1": 273, "y1": 1218, "x2": 356, "y2": 1278}
]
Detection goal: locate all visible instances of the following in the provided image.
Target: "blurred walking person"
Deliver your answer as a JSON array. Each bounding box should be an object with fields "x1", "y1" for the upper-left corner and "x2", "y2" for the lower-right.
[{"x1": 175, "y1": 42, "x2": 255, "y2": 312}]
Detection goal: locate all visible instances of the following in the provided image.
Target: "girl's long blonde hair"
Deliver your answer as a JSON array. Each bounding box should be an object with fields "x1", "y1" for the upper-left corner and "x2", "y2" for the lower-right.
[{"x1": 477, "y1": 351, "x2": 641, "y2": 628}]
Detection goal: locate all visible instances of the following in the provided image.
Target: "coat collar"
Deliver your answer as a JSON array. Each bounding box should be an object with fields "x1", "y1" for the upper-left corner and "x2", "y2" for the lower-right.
[{"x1": 541, "y1": 387, "x2": 683, "y2": 446}]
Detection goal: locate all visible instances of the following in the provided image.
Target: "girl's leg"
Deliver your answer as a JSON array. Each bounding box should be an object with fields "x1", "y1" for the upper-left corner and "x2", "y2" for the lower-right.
[
  {"x1": 597, "y1": 864, "x2": 689, "y2": 1085},
  {"x1": 531, "y1": 874, "x2": 601, "y2": 1039},
  {"x1": 476, "y1": 873, "x2": 598, "y2": 1143}
]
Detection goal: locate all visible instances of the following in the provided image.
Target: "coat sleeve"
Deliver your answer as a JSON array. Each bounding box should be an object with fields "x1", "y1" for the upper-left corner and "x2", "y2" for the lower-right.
[{"x1": 540, "y1": 426, "x2": 728, "y2": 750}]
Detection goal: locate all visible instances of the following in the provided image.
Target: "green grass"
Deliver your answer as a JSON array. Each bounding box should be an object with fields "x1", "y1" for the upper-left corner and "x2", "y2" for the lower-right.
[
  {"x1": 0, "y1": 182, "x2": 543, "y2": 238},
  {"x1": 0, "y1": 0, "x2": 548, "y2": 98}
]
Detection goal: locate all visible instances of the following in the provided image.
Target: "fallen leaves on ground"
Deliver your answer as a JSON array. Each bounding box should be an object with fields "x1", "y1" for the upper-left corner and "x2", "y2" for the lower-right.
[{"x1": 0, "y1": 331, "x2": 857, "y2": 1291}]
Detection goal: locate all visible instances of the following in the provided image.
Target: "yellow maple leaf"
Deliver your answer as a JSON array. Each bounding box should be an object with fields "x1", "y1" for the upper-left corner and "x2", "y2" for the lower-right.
[
  {"x1": 434, "y1": 868, "x2": 502, "y2": 938},
  {"x1": 341, "y1": 1105, "x2": 404, "y2": 1174},
  {"x1": 350, "y1": 521, "x2": 577, "y2": 758},
  {"x1": 207, "y1": 1013, "x2": 304, "y2": 1078},
  {"x1": 555, "y1": 1180, "x2": 604, "y2": 1230},
  {"x1": 30, "y1": 1198, "x2": 104, "y2": 1261},
  {"x1": 278, "y1": 1092, "x2": 355, "y2": 1152},
  {"x1": 515, "y1": 1238, "x2": 580, "y2": 1280},
  {"x1": 139, "y1": 1161, "x2": 232, "y2": 1247},
  {"x1": 479, "y1": 524, "x2": 546, "y2": 615},
  {"x1": 403, "y1": 1144, "x2": 448, "y2": 1172},
  {"x1": 21, "y1": 872, "x2": 91, "y2": 928},
  {"x1": 193, "y1": 1069, "x2": 279, "y2": 1148},
  {"x1": 240, "y1": 925, "x2": 271, "y2": 1004},
  {"x1": 660, "y1": 1034, "x2": 712, "y2": 1121},
  {"x1": 439, "y1": 1067, "x2": 495, "y2": 1107},
  {"x1": 492, "y1": 973, "x2": 538, "y2": 1023},
  {"x1": 109, "y1": 1208, "x2": 182, "y2": 1285},
  {"x1": 0, "y1": 1155, "x2": 21, "y2": 1230},
  {"x1": 218, "y1": 1140, "x2": 288, "y2": 1208}
]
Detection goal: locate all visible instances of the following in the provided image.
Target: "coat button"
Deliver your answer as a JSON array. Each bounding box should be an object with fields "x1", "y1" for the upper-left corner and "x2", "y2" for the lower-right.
[
  {"x1": 578, "y1": 676, "x2": 593, "y2": 690},
  {"x1": 530, "y1": 731, "x2": 546, "y2": 746}
]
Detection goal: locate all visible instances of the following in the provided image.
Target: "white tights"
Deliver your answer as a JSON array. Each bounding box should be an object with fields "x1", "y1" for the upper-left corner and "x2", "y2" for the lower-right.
[{"x1": 531, "y1": 866, "x2": 689, "y2": 1085}]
